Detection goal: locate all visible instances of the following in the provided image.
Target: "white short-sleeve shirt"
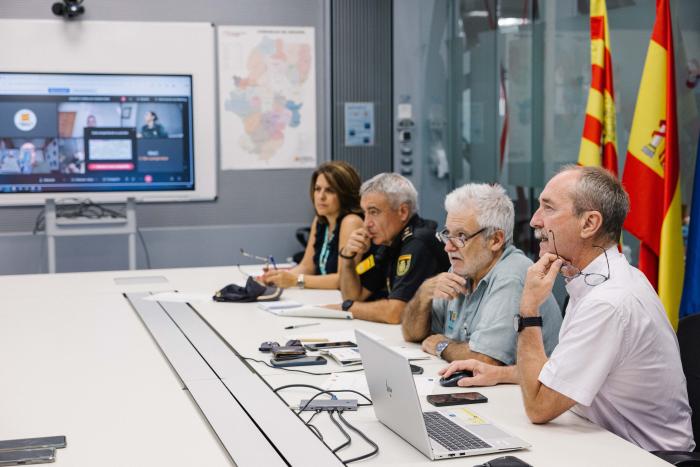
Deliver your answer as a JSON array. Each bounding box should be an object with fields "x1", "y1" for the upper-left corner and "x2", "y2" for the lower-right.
[{"x1": 539, "y1": 247, "x2": 694, "y2": 451}]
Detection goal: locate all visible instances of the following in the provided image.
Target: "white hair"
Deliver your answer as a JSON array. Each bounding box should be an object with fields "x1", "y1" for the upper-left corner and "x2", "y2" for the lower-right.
[
  {"x1": 444, "y1": 183, "x2": 514, "y2": 246},
  {"x1": 360, "y1": 173, "x2": 418, "y2": 215}
]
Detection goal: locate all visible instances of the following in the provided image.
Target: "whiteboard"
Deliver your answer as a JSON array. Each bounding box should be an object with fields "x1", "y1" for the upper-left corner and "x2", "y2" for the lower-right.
[{"x1": 0, "y1": 19, "x2": 216, "y2": 205}]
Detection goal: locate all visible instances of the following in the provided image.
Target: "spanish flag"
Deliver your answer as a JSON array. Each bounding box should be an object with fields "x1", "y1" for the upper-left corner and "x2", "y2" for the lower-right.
[
  {"x1": 578, "y1": 0, "x2": 618, "y2": 175},
  {"x1": 621, "y1": 0, "x2": 683, "y2": 329}
]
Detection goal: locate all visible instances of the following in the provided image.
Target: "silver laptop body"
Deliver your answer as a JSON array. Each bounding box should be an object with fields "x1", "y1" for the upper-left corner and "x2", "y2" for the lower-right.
[{"x1": 355, "y1": 330, "x2": 530, "y2": 460}]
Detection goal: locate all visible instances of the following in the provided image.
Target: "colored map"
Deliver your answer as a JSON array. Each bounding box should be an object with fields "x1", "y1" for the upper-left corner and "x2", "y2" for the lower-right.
[{"x1": 218, "y1": 26, "x2": 316, "y2": 170}]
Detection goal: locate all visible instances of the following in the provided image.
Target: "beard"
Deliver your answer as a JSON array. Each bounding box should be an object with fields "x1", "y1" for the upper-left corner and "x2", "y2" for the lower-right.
[{"x1": 452, "y1": 244, "x2": 493, "y2": 279}]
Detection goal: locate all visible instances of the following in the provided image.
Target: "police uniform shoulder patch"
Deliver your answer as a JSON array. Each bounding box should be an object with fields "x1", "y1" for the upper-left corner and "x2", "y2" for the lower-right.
[
  {"x1": 355, "y1": 255, "x2": 376, "y2": 275},
  {"x1": 396, "y1": 254, "x2": 412, "y2": 276}
]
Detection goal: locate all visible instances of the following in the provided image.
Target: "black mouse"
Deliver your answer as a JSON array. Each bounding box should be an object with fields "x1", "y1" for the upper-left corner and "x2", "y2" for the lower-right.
[{"x1": 439, "y1": 370, "x2": 474, "y2": 387}]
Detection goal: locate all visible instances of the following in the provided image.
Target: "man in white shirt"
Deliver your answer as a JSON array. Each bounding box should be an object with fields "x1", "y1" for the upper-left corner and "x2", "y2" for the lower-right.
[{"x1": 440, "y1": 165, "x2": 695, "y2": 451}]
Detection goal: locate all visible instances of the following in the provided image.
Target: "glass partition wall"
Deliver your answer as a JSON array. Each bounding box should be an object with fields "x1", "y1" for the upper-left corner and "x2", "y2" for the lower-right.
[{"x1": 433, "y1": 0, "x2": 700, "y2": 260}]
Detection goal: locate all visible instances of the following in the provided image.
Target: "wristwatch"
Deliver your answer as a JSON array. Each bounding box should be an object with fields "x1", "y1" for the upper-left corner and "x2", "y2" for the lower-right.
[
  {"x1": 341, "y1": 299, "x2": 354, "y2": 311},
  {"x1": 435, "y1": 339, "x2": 450, "y2": 359},
  {"x1": 514, "y1": 314, "x2": 543, "y2": 333},
  {"x1": 296, "y1": 274, "x2": 305, "y2": 289}
]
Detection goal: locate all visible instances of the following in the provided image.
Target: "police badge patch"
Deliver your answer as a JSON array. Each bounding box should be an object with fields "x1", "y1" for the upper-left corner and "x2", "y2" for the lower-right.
[{"x1": 396, "y1": 254, "x2": 412, "y2": 276}]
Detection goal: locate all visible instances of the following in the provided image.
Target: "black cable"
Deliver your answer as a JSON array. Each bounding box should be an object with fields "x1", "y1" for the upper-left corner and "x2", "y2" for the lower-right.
[
  {"x1": 273, "y1": 383, "x2": 331, "y2": 395},
  {"x1": 136, "y1": 228, "x2": 151, "y2": 269},
  {"x1": 328, "y1": 410, "x2": 352, "y2": 453},
  {"x1": 305, "y1": 410, "x2": 323, "y2": 440},
  {"x1": 337, "y1": 411, "x2": 379, "y2": 464},
  {"x1": 243, "y1": 357, "x2": 364, "y2": 376}
]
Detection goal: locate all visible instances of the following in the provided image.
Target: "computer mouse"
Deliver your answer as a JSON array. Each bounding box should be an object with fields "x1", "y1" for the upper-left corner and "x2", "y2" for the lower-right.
[{"x1": 439, "y1": 370, "x2": 474, "y2": 387}]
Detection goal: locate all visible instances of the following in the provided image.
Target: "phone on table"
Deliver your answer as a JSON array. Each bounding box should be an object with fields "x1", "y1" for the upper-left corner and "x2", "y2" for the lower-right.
[
  {"x1": 0, "y1": 436, "x2": 66, "y2": 452},
  {"x1": 426, "y1": 392, "x2": 488, "y2": 407},
  {"x1": 0, "y1": 448, "x2": 55, "y2": 466},
  {"x1": 304, "y1": 341, "x2": 357, "y2": 351},
  {"x1": 270, "y1": 356, "x2": 327, "y2": 367},
  {"x1": 271, "y1": 346, "x2": 307, "y2": 360}
]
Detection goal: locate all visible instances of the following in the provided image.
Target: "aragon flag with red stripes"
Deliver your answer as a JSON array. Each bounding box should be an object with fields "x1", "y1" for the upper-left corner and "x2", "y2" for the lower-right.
[
  {"x1": 621, "y1": 0, "x2": 683, "y2": 329},
  {"x1": 578, "y1": 0, "x2": 618, "y2": 175}
]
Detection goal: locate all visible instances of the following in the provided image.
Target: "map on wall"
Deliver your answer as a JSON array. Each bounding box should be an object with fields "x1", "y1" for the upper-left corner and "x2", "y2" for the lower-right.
[{"x1": 218, "y1": 26, "x2": 317, "y2": 170}]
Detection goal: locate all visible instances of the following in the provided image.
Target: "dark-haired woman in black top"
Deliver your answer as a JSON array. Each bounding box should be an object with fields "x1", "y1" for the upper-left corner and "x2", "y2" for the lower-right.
[{"x1": 262, "y1": 161, "x2": 363, "y2": 289}]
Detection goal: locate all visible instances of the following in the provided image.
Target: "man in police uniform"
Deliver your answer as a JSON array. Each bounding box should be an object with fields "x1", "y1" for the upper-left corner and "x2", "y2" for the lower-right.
[{"x1": 331, "y1": 173, "x2": 449, "y2": 324}]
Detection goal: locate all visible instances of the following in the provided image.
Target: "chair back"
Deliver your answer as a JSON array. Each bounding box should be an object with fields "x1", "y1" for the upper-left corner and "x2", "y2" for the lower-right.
[{"x1": 678, "y1": 313, "x2": 700, "y2": 451}]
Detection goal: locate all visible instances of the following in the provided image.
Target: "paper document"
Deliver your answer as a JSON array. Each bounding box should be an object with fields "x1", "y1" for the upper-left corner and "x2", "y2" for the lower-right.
[
  {"x1": 324, "y1": 348, "x2": 362, "y2": 366},
  {"x1": 389, "y1": 345, "x2": 434, "y2": 360},
  {"x1": 257, "y1": 300, "x2": 303, "y2": 310},
  {"x1": 258, "y1": 303, "x2": 352, "y2": 319}
]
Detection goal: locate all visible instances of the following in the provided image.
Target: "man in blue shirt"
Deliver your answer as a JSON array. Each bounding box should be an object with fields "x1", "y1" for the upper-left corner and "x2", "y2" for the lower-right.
[{"x1": 402, "y1": 183, "x2": 562, "y2": 364}]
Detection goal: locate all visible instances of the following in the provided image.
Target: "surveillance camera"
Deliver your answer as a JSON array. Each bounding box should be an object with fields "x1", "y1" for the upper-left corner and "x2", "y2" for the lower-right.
[{"x1": 52, "y1": 0, "x2": 85, "y2": 19}]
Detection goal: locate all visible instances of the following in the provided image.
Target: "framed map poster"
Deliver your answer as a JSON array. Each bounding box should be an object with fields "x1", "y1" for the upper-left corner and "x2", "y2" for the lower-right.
[{"x1": 218, "y1": 26, "x2": 317, "y2": 170}]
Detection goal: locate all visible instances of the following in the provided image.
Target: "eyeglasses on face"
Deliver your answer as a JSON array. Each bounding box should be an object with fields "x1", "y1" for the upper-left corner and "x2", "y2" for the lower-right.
[
  {"x1": 435, "y1": 227, "x2": 486, "y2": 248},
  {"x1": 548, "y1": 229, "x2": 610, "y2": 286}
]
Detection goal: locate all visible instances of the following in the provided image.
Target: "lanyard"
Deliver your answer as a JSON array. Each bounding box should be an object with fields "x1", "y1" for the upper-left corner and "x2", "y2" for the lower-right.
[{"x1": 318, "y1": 224, "x2": 335, "y2": 275}]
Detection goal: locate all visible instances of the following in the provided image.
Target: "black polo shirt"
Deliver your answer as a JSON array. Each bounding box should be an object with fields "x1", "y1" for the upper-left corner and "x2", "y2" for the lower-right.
[{"x1": 357, "y1": 215, "x2": 450, "y2": 302}]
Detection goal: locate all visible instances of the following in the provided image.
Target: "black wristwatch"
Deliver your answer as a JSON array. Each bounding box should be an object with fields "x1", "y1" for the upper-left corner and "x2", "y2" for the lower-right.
[
  {"x1": 341, "y1": 299, "x2": 354, "y2": 311},
  {"x1": 514, "y1": 315, "x2": 543, "y2": 333}
]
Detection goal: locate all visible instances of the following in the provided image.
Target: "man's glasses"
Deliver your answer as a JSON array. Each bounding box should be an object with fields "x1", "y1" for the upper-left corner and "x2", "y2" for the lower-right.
[
  {"x1": 548, "y1": 230, "x2": 610, "y2": 286},
  {"x1": 435, "y1": 227, "x2": 486, "y2": 248}
]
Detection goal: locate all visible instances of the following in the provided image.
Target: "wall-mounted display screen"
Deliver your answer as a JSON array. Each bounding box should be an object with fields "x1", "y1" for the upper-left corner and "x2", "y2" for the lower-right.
[{"x1": 0, "y1": 72, "x2": 195, "y2": 194}]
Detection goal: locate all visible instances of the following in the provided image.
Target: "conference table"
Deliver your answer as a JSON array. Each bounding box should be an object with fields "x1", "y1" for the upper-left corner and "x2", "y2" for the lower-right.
[{"x1": 0, "y1": 265, "x2": 672, "y2": 466}]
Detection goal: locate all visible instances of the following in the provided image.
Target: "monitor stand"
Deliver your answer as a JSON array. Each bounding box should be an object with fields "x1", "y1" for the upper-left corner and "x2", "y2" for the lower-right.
[{"x1": 45, "y1": 198, "x2": 137, "y2": 273}]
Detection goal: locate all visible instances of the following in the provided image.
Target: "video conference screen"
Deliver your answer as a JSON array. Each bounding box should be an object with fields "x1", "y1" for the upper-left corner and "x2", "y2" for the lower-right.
[{"x1": 0, "y1": 72, "x2": 195, "y2": 193}]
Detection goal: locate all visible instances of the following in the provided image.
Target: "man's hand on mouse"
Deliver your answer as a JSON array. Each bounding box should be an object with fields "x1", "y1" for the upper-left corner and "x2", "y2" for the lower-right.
[{"x1": 439, "y1": 359, "x2": 502, "y2": 387}]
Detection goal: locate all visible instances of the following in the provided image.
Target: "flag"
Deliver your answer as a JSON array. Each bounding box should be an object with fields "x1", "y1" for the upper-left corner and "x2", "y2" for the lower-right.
[
  {"x1": 680, "y1": 135, "x2": 700, "y2": 317},
  {"x1": 578, "y1": 0, "x2": 618, "y2": 175},
  {"x1": 621, "y1": 0, "x2": 683, "y2": 329}
]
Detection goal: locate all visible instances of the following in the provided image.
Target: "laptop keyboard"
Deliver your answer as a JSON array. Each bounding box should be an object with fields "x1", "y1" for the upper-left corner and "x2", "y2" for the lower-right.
[{"x1": 423, "y1": 411, "x2": 492, "y2": 451}]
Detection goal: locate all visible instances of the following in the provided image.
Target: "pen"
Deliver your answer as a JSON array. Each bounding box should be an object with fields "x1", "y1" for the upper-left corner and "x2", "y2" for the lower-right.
[
  {"x1": 284, "y1": 322, "x2": 320, "y2": 330},
  {"x1": 269, "y1": 256, "x2": 278, "y2": 270}
]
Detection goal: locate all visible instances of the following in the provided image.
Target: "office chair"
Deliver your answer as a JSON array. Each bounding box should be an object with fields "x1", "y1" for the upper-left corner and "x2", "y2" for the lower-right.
[
  {"x1": 651, "y1": 313, "x2": 700, "y2": 465},
  {"x1": 292, "y1": 227, "x2": 310, "y2": 264}
]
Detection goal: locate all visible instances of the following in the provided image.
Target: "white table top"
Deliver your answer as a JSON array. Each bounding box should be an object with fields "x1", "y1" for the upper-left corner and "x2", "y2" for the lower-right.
[{"x1": 0, "y1": 265, "x2": 671, "y2": 466}]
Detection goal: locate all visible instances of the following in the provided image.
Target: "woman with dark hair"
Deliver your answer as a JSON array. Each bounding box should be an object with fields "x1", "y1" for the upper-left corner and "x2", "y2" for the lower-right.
[
  {"x1": 140, "y1": 110, "x2": 168, "y2": 138},
  {"x1": 262, "y1": 161, "x2": 363, "y2": 289}
]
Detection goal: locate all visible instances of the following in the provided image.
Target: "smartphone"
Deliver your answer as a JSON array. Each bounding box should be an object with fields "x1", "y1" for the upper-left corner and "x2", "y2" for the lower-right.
[
  {"x1": 0, "y1": 449, "x2": 55, "y2": 466},
  {"x1": 270, "y1": 356, "x2": 327, "y2": 367},
  {"x1": 0, "y1": 436, "x2": 66, "y2": 452},
  {"x1": 271, "y1": 346, "x2": 306, "y2": 359},
  {"x1": 304, "y1": 341, "x2": 357, "y2": 351},
  {"x1": 426, "y1": 392, "x2": 488, "y2": 407}
]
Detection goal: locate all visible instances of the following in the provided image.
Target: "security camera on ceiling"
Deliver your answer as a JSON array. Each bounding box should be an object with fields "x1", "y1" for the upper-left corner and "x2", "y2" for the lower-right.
[{"x1": 52, "y1": 0, "x2": 85, "y2": 19}]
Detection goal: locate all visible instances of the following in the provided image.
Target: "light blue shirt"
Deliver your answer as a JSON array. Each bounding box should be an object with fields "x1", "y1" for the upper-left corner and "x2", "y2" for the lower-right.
[{"x1": 430, "y1": 245, "x2": 562, "y2": 365}]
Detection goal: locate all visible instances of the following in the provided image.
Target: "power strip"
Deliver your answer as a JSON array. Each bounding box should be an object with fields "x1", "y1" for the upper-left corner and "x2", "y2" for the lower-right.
[{"x1": 298, "y1": 399, "x2": 358, "y2": 411}]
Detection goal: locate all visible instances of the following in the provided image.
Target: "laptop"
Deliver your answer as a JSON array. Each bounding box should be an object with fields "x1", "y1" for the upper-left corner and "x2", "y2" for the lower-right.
[{"x1": 355, "y1": 330, "x2": 529, "y2": 460}]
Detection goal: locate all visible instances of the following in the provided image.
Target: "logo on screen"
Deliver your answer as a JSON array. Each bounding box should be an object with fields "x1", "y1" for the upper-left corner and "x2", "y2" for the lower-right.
[{"x1": 14, "y1": 109, "x2": 37, "y2": 132}]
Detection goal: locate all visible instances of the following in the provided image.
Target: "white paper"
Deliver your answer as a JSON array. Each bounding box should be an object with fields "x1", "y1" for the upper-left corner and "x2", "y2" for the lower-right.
[
  {"x1": 388, "y1": 345, "x2": 434, "y2": 361},
  {"x1": 286, "y1": 329, "x2": 382, "y2": 342},
  {"x1": 256, "y1": 300, "x2": 303, "y2": 310},
  {"x1": 322, "y1": 372, "x2": 438, "y2": 396},
  {"x1": 414, "y1": 375, "x2": 440, "y2": 395},
  {"x1": 145, "y1": 292, "x2": 211, "y2": 303},
  {"x1": 323, "y1": 372, "x2": 370, "y2": 394}
]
